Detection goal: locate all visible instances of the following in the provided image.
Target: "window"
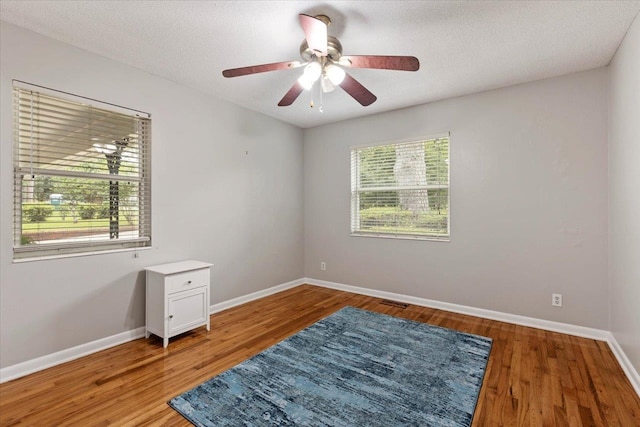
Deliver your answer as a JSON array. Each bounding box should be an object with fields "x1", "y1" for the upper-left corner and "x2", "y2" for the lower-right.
[
  {"x1": 13, "y1": 84, "x2": 151, "y2": 260},
  {"x1": 350, "y1": 134, "x2": 450, "y2": 240}
]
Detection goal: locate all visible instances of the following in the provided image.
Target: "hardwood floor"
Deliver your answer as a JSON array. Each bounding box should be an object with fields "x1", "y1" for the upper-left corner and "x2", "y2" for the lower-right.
[{"x1": 1, "y1": 285, "x2": 638, "y2": 426}]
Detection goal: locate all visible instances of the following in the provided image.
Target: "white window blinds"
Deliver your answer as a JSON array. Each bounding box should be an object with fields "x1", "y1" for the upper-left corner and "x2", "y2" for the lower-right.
[
  {"x1": 350, "y1": 135, "x2": 450, "y2": 240},
  {"x1": 13, "y1": 85, "x2": 151, "y2": 260}
]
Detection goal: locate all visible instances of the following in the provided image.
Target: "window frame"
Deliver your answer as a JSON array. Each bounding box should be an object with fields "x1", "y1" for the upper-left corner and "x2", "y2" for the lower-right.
[
  {"x1": 12, "y1": 81, "x2": 152, "y2": 262},
  {"x1": 350, "y1": 133, "x2": 451, "y2": 242}
]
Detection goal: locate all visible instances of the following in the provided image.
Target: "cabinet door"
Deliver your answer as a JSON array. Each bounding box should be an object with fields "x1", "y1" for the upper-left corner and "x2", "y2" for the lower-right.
[{"x1": 167, "y1": 288, "x2": 208, "y2": 337}]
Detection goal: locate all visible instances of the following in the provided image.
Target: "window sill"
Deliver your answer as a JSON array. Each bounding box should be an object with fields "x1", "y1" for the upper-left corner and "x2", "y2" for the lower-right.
[
  {"x1": 12, "y1": 246, "x2": 153, "y2": 263},
  {"x1": 351, "y1": 232, "x2": 450, "y2": 242}
]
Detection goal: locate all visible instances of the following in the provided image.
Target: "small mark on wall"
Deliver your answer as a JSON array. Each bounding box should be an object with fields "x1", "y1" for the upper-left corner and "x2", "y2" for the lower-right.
[{"x1": 558, "y1": 225, "x2": 584, "y2": 247}]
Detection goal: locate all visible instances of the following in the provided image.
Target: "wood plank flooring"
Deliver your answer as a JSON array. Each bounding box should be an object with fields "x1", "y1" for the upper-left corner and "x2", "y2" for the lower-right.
[{"x1": 1, "y1": 285, "x2": 638, "y2": 426}]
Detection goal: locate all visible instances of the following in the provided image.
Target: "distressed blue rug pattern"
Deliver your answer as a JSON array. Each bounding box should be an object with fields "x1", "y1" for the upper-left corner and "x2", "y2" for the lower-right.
[{"x1": 169, "y1": 306, "x2": 492, "y2": 426}]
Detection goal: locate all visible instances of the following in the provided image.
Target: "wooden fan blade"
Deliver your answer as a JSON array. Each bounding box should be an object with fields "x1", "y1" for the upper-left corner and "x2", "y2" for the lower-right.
[
  {"x1": 340, "y1": 55, "x2": 420, "y2": 71},
  {"x1": 222, "y1": 61, "x2": 302, "y2": 78},
  {"x1": 278, "y1": 81, "x2": 305, "y2": 106},
  {"x1": 339, "y1": 73, "x2": 377, "y2": 106},
  {"x1": 299, "y1": 14, "x2": 328, "y2": 56}
]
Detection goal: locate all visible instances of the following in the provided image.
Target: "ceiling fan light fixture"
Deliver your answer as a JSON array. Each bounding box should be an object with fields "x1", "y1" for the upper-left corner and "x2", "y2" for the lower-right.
[
  {"x1": 298, "y1": 61, "x2": 322, "y2": 90},
  {"x1": 321, "y1": 76, "x2": 336, "y2": 93},
  {"x1": 325, "y1": 64, "x2": 346, "y2": 85}
]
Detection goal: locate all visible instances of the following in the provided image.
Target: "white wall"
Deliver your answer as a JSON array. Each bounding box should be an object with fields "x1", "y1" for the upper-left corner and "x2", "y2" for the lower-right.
[
  {"x1": 304, "y1": 69, "x2": 609, "y2": 329},
  {"x1": 609, "y1": 14, "x2": 640, "y2": 373},
  {"x1": 0, "y1": 22, "x2": 304, "y2": 368}
]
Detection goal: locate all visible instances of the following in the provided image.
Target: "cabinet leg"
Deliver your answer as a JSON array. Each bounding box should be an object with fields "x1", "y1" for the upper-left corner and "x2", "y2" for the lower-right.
[
  {"x1": 163, "y1": 337, "x2": 168, "y2": 348},
  {"x1": 145, "y1": 330, "x2": 150, "y2": 339}
]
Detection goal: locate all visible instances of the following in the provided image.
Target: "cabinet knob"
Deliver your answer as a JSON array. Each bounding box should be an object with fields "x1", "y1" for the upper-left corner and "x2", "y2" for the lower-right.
[
  {"x1": 169, "y1": 315, "x2": 174, "y2": 319},
  {"x1": 187, "y1": 280, "x2": 192, "y2": 284}
]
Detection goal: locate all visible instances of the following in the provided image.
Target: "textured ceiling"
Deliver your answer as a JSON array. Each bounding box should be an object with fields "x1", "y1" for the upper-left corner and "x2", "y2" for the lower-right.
[{"x1": 1, "y1": 1, "x2": 639, "y2": 129}]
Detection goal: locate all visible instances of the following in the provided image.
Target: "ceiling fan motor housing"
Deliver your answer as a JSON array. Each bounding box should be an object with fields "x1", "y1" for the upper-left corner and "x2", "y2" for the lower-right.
[{"x1": 300, "y1": 36, "x2": 343, "y2": 62}]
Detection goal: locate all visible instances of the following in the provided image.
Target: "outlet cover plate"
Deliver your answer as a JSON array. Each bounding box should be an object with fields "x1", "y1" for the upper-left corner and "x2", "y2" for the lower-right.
[{"x1": 552, "y1": 293, "x2": 563, "y2": 307}]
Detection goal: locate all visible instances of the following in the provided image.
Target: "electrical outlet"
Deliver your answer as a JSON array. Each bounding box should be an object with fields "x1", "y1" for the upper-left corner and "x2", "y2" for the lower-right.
[
  {"x1": 320, "y1": 262, "x2": 326, "y2": 271},
  {"x1": 552, "y1": 293, "x2": 563, "y2": 307}
]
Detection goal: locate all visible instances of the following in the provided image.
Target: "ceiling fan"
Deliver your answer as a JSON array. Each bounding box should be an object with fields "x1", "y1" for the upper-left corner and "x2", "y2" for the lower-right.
[{"x1": 222, "y1": 14, "x2": 420, "y2": 107}]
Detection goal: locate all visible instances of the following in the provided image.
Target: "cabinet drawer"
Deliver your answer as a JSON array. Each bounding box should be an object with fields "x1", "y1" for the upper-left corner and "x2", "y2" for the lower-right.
[{"x1": 167, "y1": 269, "x2": 209, "y2": 294}]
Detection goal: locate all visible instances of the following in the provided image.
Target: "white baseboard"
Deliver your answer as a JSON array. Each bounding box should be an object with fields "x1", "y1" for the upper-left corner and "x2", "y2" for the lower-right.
[
  {"x1": 305, "y1": 278, "x2": 611, "y2": 340},
  {"x1": 209, "y1": 278, "x2": 306, "y2": 314},
  {"x1": 305, "y1": 277, "x2": 639, "y2": 396},
  {"x1": 0, "y1": 327, "x2": 146, "y2": 384},
  {"x1": 606, "y1": 332, "x2": 640, "y2": 396}
]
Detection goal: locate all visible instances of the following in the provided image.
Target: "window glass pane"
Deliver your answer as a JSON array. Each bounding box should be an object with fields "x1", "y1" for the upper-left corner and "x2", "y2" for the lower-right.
[
  {"x1": 19, "y1": 175, "x2": 142, "y2": 245},
  {"x1": 351, "y1": 136, "x2": 449, "y2": 240},
  {"x1": 358, "y1": 145, "x2": 397, "y2": 187}
]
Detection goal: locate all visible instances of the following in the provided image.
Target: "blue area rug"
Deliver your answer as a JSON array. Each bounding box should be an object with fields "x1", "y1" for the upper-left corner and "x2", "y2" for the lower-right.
[{"x1": 169, "y1": 306, "x2": 492, "y2": 426}]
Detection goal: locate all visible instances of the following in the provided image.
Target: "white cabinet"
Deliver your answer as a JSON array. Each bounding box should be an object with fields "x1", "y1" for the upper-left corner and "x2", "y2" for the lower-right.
[{"x1": 145, "y1": 260, "x2": 212, "y2": 347}]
